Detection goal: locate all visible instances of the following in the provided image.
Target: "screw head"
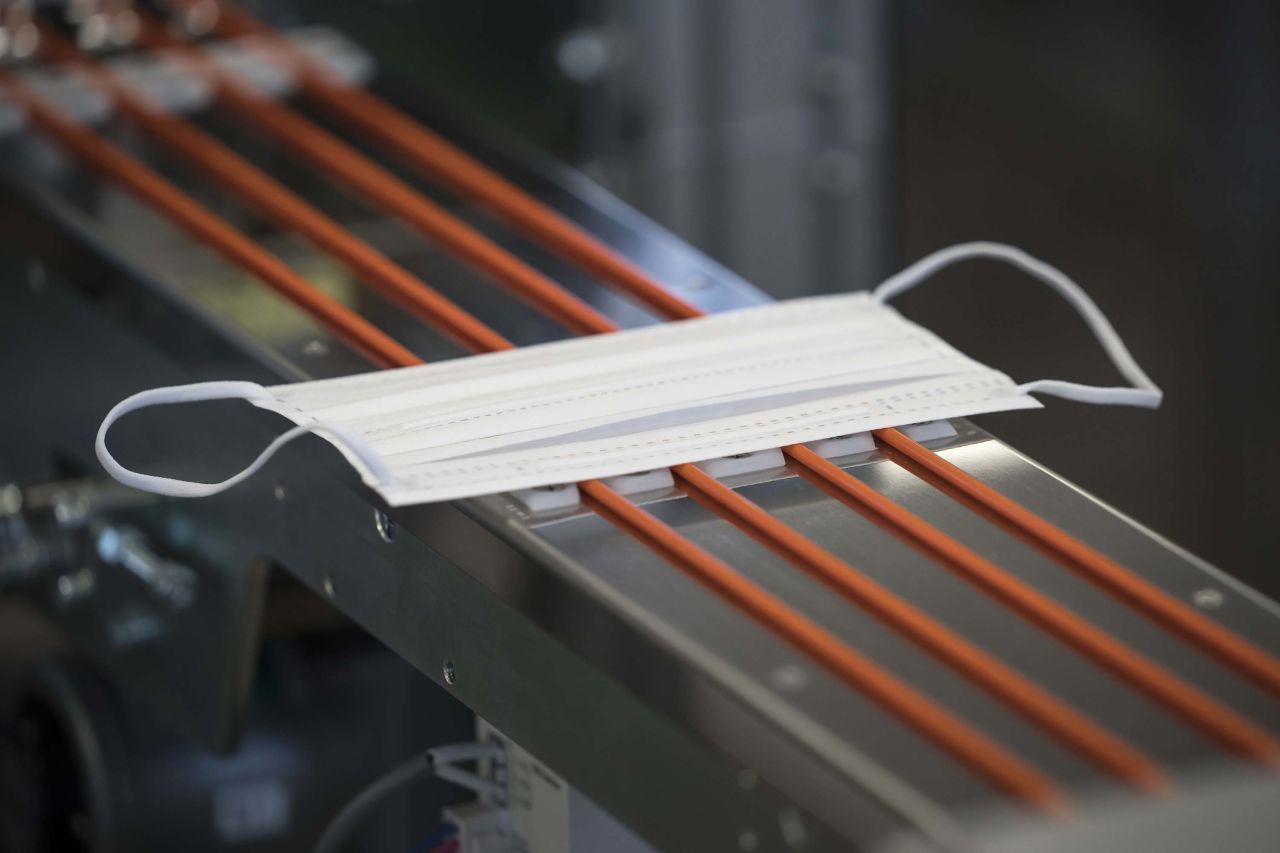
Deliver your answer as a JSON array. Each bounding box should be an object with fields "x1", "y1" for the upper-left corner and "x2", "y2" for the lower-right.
[
  {"x1": 682, "y1": 271, "x2": 713, "y2": 292},
  {"x1": 273, "y1": 482, "x2": 287, "y2": 501},
  {"x1": 1192, "y1": 588, "x2": 1224, "y2": 609},
  {"x1": 302, "y1": 339, "x2": 330, "y2": 357},
  {"x1": 442, "y1": 660, "x2": 457, "y2": 686},
  {"x1": 770, "y1": 663, "x2": 810, "y2": 692},
  {"x1": 374, "y1": 510, "x2": 395, "y2": 543},
  {"x1": 322, "y1": 574, "x2": 336, "y2": 598}
]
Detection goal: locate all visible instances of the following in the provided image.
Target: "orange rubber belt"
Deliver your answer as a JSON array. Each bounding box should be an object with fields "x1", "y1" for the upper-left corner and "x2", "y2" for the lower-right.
[
  {"x1": 213, "y1": 3, "x2": 704, "y2": 324},
  {"x1": 162, "y1": 4, "x2": 1280, "y2": 772},
  {"x1": 676, "y1": 462, "x2": 1167, "y2": 791},
  {"x1": 580, "y1": 480, "x2": 1066, "y2": 815},
  {"x1": 783, "y1": 446, "x2": 1280, "y2": 764},
  {"x1": 212, "y1": 1, "x2": 1280, "y2": 712},
  {"x1": 121, "y1": 12, "x2": 1190, "y2": 790},
  {"x1": 135, "y1": 18, "x2": 616, "y2": 339},
  {"x1": 35, "y1": 28, "x2": 513, "y2": 356},
  {"x1": 876, "y1": 428, "x2": 1280, "y2": 701},
  {"x1": 52, "y1": 16, "x2": 1154, "y2": 791},
  {"x1": 0, "y1": 63, "x2": 1066, "y2": 814},
  {"x1": 0, "y1": 76, "x2": 413, "y2": 371}
]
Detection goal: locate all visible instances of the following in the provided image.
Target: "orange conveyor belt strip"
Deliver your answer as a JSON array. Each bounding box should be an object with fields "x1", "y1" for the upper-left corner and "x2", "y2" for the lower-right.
[
  {"x1": 0, "y1": 54, "x2": 1067, "y2": 814},
  {"x1": 875, "y1": 429, "x2": 1280, "y2": 701}
]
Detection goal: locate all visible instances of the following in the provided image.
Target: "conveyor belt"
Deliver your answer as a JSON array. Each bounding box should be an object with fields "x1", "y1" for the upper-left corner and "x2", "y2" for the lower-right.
[
  {"x1": 210, "y1": 1, "x2": 1280, "y2": 713},
  {"x1": 3, "y1": 4, "x2": 1279, "y2": 837}
]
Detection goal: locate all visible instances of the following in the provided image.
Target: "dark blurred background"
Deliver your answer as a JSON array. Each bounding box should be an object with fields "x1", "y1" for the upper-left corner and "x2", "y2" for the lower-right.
[{"x1": 292, "y1": 0, "x2": 1280, "y2": 598}]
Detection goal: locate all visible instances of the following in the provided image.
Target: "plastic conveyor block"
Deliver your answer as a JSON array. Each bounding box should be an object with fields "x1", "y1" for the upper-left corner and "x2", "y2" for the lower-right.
[
  {"x1": 804, "y1": 432, "x2": 875, "y2": 460},
  {"x1": 600, "y1": 468, "x2": 676, "y2": 497},
  {"x1": 695, "y1": 448, "x2": 786, "y2": 479},
  {"x1": 901, "y1": 419, "x2": 958, "y2": 443},
  {"x1": 508, "y1": 483, "x2": 581, "y2": 514}
]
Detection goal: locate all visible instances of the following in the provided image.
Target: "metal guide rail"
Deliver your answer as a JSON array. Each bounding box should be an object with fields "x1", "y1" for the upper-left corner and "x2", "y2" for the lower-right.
[{"x1": 1, "y1": 3, "x2": 1278, "y2": 851}]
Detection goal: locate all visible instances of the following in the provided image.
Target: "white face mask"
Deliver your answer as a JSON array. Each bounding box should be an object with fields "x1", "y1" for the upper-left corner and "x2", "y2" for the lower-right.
[{"x1": 95, "y1": 243, "x2": 1162, "y2": 506}]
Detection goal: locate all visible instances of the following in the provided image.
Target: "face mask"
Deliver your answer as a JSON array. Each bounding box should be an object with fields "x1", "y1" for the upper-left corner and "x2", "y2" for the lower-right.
[{"x1": 96, "y1": 243, "x2": 1161, "y2": 506}]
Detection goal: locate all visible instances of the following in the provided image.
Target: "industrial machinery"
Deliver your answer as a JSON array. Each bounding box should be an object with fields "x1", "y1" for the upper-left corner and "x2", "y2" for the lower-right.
[{"x1": 1, "y1": 2, "x2": 1278, "y2": 851}]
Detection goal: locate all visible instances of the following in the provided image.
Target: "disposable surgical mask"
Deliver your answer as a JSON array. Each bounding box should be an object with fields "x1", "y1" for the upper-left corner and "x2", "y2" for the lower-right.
[{"x1": 96, "y1": 243, "x2": 1162, "y2": 505}]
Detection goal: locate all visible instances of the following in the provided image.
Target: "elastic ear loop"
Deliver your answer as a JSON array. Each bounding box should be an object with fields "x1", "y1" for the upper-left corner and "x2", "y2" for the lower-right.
[
  {"x1": 872, "y1": 241, "x2": 1163, "y2": 408},
  {"x1": 95, "y1": 380, "x2": 392, "y2": 498}
]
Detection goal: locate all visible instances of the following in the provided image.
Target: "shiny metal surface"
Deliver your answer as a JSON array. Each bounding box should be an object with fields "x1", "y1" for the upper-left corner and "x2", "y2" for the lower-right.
[{"x1": 2, "y1": 53, "x2": 1279, "y2": 852}]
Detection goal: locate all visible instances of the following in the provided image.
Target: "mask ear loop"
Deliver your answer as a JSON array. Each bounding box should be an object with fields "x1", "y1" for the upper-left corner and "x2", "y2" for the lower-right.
[
  {"x1": 872, "y1": 241, "x2": 1163, "y2": 408},
  {"x1": 96, "y1": 380, "x2": 392, "y2": 498}
]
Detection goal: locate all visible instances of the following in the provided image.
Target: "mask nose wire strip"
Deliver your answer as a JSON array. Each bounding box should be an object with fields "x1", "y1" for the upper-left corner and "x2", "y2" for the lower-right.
[
  {"x1": 0, "y1": 65, "x2": 1064, "y2": 813},
  {"x1": 215, "y1": 4, "x2": 1280, "y2": 712},
  {"x1": 872, "y1": 242, "x2": 1162, "y2": 408},
  {"x1": 131, "y1": 11, "x2": 1192, "y2": 790},
  {"x1": 180, "y1": 6, "x2": 1278, "y2": 765}
]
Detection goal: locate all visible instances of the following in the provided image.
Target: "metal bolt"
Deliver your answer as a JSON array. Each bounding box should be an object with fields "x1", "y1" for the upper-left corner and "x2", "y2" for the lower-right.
[
  {"x1": 302, "y1": 339, "x2": 330, "y2": 358},
  {"x1": 682, "y1": 272, "x2": 713, "y2": 292},
  {"x1": 322, "y1": 574, "x2": 336, "y2": 598},
  {"x1": 442, "y1": 660, "x2": 457, "y2": 686},
  {"x1": 1192, "y1": 588, "x2": 1224, "y2": 609},
  {"x1": 374, "y1": 510, "x2": 395, "y2": 543},
  {"x1": 273, "y1": 482, "x2": 287, "y2": 501},
  {"x1": 771, "y1": 663, "x2": 810, "y2": 692}
]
